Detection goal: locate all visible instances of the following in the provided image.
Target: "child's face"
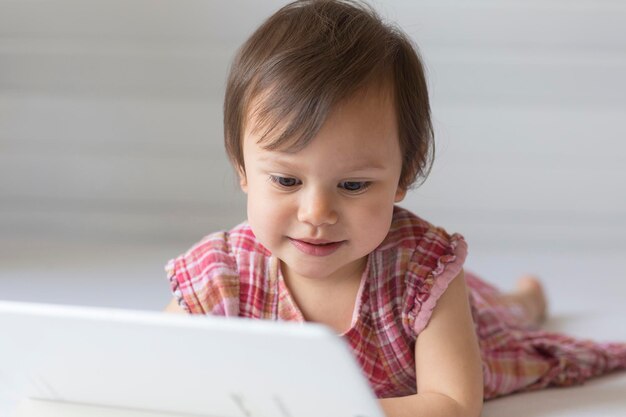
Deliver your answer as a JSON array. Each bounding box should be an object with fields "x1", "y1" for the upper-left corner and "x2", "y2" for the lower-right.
[{"x1": 239, "y1": 85, "x2": 406, "y2": 284}]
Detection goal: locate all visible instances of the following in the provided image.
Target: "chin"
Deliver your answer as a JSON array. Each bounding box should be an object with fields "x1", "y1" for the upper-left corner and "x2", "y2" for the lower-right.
[{"x1": 282, "y1": 260, "x2": 338, "y2": 280}]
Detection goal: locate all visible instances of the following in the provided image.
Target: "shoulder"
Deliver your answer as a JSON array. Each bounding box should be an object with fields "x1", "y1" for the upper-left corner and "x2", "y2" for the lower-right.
[
  {"x1": 378, "y1": 205, "x2": 464, "y2": 258},
  {"x1": 373, "y1": 206, "x2": 468, "y2": 336},
  {"x1": 165, "y1": 222, "x2": 270, "y2": 315},
  {"x1": 166, "y1": 222, "x2": 256, "y2": 282}
]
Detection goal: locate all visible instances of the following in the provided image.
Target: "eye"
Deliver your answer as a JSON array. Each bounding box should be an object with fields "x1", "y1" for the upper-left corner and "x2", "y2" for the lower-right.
[
  {"x1": 269, "y1": 175, "x2": 301, "y2": 188},
  {"x1": 339, "y1": 181, "x2": 371, "y2": 192}
]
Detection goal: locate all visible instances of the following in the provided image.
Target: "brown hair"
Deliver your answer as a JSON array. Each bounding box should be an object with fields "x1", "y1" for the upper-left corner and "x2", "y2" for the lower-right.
[{"x1": 223, "y1": 0, "x2": 434, "y2": 190}]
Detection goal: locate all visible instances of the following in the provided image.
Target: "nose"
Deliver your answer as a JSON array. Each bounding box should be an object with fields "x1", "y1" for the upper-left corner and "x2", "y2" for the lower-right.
[{"x1": 297, "y1": 185, "x2": 338, "y2": 227}]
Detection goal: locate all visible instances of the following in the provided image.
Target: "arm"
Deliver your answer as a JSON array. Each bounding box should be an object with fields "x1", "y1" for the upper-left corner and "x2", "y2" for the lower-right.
[
  {"x1": 164, "y1": 297, "x2": 187, "y2": 314},
  {"x1": 379, "y1": 269, "x2": 483, "y2": 417}
]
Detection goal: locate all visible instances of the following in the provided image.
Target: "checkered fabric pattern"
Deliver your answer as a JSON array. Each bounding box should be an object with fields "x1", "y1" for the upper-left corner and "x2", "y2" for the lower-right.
[{"x1": 166, "y1": 206, "x2": 626, "y2": 399}]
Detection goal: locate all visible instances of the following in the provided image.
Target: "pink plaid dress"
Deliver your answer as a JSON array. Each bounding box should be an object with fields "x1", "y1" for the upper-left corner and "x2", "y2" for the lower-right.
[{"x1": 166, "y1": 206, "x2": 626, "y2": 400}]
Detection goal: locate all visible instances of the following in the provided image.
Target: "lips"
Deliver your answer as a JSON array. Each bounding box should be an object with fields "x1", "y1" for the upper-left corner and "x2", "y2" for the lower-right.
[
  {"x1": 296, "y1": 238, "x2": 338, "y2": 245},
  {"x1": 288, "y1": 237, "x2": 345, "y2": 256}
]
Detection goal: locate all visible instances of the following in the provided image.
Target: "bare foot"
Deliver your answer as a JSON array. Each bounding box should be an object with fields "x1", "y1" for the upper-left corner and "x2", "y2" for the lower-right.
[{"x1": 504, "y1": 275, "x2": 548, "y2": 327}]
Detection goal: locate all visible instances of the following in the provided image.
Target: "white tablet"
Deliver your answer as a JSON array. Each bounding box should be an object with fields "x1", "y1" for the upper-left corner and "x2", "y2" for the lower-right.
[{"x1": 0, "y1": 300, "x2": 384, "y2": 417}]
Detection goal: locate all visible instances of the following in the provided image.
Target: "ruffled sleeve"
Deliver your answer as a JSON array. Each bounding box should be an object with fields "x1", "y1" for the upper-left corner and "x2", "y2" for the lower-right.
[
  {"x1": 402, "y1": 224, "x2": 468, "y2": 336},
  {"x1": 165, "y1": 231, "x2": 240, "y2": 316}
]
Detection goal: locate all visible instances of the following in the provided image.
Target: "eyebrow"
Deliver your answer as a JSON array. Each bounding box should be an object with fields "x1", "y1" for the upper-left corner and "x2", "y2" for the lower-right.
[{"x1": 257, "y1": 155, "x2": 387, "y2": 172}]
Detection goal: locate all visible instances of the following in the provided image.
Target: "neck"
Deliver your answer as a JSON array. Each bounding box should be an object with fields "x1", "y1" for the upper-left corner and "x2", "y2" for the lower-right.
[
  {"x1": 279, "y1": 257, "x2": 368, "y2": 329},
  {"x1": 281, "y1": 256, "x2": 367, "y2": 294}
]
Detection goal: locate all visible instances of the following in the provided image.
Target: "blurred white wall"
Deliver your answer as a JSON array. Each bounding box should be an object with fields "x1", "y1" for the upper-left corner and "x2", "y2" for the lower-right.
[{"x1": 1, "y1": 0, "x2": 625, "y2": 253}]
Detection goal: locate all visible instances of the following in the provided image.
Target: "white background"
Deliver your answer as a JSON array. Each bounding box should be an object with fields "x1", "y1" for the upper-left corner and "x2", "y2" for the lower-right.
[{"x1": 0, "y1": 0, "x2": 624, "y2": 311}]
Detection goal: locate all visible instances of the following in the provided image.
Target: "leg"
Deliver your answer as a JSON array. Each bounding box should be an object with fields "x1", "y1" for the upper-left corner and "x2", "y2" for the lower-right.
[{"x1": 499, "y1": 275, "x2": 548, "y2": 327}]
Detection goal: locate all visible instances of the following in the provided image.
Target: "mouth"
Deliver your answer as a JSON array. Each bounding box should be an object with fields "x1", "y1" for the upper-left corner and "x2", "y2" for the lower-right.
[
  {"x1": 295, "y1": 238, "x2": 341, "y2": 245},
  {"x1": 288, "y1": 237, "x2": 345, "y2": 256}
]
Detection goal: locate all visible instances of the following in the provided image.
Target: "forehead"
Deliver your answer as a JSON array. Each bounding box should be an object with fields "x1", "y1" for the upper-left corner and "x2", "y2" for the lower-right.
[{"x1": 244, "y1": 83, "x2": 399, "y2": 163}]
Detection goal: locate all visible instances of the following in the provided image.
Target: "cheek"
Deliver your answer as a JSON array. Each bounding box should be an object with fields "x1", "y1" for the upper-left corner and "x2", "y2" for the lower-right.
[
  {"x1": 367, "y1": 184, "x2": 398, "y2": 211},
  {"x1": 245, "y1": 184, "x2": 290, "y2": 244},
  {"x1": 354, "y1": 190, "x2": 396, "y2": 236},
  {"x1": 246, "y1": 187, "x2": 272, "y2": 225}
]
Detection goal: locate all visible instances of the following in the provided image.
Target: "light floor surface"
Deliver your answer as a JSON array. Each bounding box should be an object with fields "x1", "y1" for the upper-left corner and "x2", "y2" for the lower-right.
[{"x1": 1, "y1": 240, "x2": 625, "y2": 416}]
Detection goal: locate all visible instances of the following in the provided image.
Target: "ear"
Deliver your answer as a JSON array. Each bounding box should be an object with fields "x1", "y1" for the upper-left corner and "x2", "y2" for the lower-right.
[
  {"x1": 394, "y1": 186, "x2": 406, "y2": 202},
  {"x1": 237, "y1": 166, "x2": 248, "y2": 193}
]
